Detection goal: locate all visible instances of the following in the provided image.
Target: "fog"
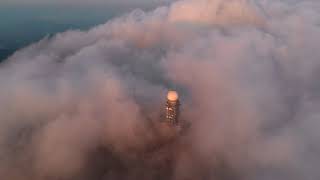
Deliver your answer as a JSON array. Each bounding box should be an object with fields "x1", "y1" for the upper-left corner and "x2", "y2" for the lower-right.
[{"x1": 0, "y1": 0, "x2": 320, "y2": 179}]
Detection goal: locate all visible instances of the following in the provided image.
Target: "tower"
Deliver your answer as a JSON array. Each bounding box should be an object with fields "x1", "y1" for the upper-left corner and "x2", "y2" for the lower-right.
[{"x1": 165, "y1": 91, "x2": 180, "y2": 125}]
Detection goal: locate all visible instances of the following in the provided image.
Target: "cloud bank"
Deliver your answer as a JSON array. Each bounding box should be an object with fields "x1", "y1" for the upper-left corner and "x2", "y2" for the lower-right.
[{"x1": 1, "y1": 0, "x2": 320, "y2": 179}]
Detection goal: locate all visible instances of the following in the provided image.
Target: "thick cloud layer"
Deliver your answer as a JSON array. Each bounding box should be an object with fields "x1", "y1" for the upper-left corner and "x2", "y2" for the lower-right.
[{"x1": 1, "y1": 0, "x2": 320, "y2": 180}]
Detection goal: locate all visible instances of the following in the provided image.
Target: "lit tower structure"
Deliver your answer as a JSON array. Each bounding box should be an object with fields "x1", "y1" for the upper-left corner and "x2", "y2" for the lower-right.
[{"x1": 165, "y1": 91, "x2": 180, "y2": 125}]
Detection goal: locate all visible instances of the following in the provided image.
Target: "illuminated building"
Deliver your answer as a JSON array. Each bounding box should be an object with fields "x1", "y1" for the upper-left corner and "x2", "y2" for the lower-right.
[{"x1": 165, "y1": 91, "x2": 180, "y2": 125}]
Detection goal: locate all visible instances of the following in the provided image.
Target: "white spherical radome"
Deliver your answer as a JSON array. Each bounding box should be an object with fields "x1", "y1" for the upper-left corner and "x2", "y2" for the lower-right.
[{"x1": 167, "y1": 91, "x2": 179, "y2": 101}]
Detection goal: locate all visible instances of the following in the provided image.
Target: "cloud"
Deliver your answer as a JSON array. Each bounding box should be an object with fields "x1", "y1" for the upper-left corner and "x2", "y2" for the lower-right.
[
  {"x1": 1, "y1": 0, "x2": 320, "y2": 179},
  {"x1": 168, "y1": 0, "x2": 264, "y2": 26}
]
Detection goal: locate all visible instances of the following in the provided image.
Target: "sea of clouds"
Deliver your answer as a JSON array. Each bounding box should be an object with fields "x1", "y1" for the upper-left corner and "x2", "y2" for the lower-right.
[{"x1": 1, "y1": 0, "x2": 320, "y2": 179}]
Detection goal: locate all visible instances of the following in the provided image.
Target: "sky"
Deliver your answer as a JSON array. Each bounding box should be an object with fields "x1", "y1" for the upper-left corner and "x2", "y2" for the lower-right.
[
  {"x1": 1, "y1": 0, "x2": 320, "y2": 180},
  {"x1": 0, "y1": 0, "x2": 172, "y2": 6},
  {"x1": 0, "y1": 0, "x2": 170, "y2": 61}
]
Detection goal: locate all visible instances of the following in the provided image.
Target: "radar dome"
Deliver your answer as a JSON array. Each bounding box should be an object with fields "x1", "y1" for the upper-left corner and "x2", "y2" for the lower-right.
[{"x1": 167, "y1": 91, "x2": 179, "y2": 101}]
